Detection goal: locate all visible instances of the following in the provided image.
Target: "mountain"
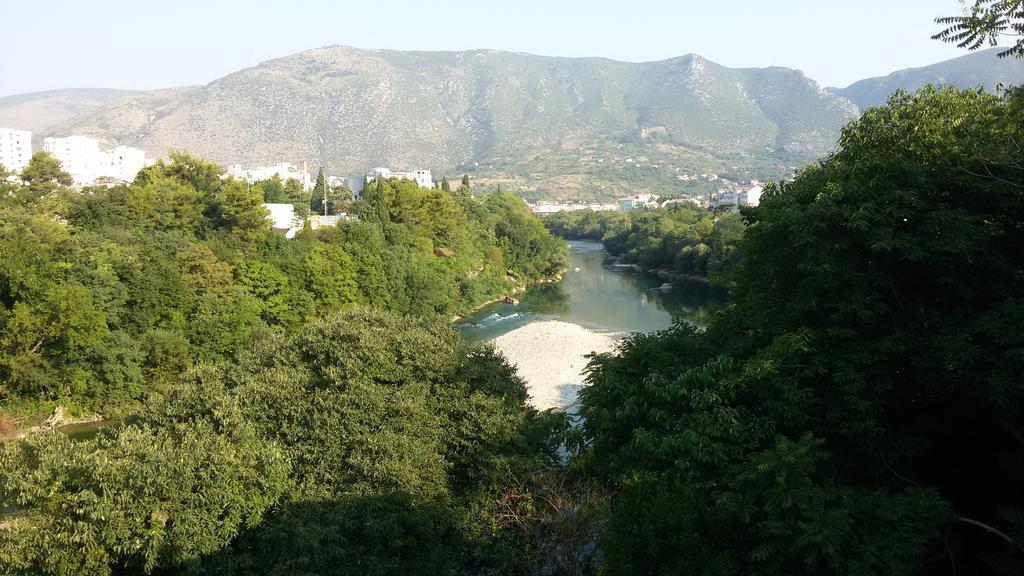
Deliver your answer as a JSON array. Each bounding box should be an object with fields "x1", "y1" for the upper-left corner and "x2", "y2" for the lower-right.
[
  {"x1": 47, "y1": 46, "x2": 857, "y2": 200},
  {"x1": 0, "y1": 88, "x2": 137, "y2": 134},
  {"x1": 832, "y1": 48, "x2": 1024, "y2": 109}
]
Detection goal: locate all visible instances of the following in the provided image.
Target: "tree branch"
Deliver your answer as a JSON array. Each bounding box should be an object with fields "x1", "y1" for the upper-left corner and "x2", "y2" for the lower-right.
[{"x1": 955, "y1": 516, "x2": 1014, "y2": 544}]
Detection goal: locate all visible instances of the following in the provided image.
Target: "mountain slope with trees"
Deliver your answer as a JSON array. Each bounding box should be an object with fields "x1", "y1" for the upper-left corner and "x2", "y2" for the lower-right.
[
  {"x1": 832, "y1": 47, "x2": 1024, "y2": 109},
  {"x1": 46, "y1": 46, "x2": 859, "y2": 200}
]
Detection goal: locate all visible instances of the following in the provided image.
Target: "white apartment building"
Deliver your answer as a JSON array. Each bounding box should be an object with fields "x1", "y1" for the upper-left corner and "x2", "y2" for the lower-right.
[
  {"x1": 230, "y1": 162, "x2": 312, "y2": 190},
  {"x1": 619, "y1": 193, "x2": 659, "y2": 212},
  {"x1": 366, "y1": 167, "x2": 434, "y2": 189},
  {"x1": 96, "y1": 146, "x2": 147, "y2": 183},
  {"x1": 741, "y1": 184, "x2": 764, "y2": 206},
  {"x1": 0, "y1": 128, "x2": 32, "y2": 173},
  {"x1": 710, "y1": 184, "x2": 764, "y2": 209},
  {"x1": 44, "y1": 136, "x2": 101, "y2": 184},
  {"x1": 43, "y1": 135, "x2": 149, "y2": 185}
]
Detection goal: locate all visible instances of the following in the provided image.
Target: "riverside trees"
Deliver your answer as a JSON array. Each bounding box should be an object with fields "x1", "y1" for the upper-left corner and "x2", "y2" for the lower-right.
[
  {"x1": 0, "y1": 153, "x2": 565, "y2": 413},
  {"x1": 577, "y1": 86, "x2": 1024, "y2": 574},
  {"x1": 545, "y1": 206, "x2": 745, "y2": 277}
]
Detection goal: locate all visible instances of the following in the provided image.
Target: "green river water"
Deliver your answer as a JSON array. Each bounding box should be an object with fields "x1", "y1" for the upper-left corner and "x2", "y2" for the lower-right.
[{"x1": 456, "y1": 240, "x2": 727, "y2": 343}]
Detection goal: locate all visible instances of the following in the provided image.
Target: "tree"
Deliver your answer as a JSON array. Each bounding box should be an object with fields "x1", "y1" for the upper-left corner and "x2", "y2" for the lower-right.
[
  {"x1": 934, "y1": 0, "x2": 1024, "y2": 57},
  {"x1": 311, "y1": 167, "x2": 328, "y2": 215},
  {"x1": 19, "y1": 151, "x2": 72, "y2": 193},
  {"x1": 302, "y1": 243, "x2": 361, "y2": 313},
  {"x1": 125, "y1": 172, "x2": 204, "y2": 232},
  {"x1": 258, "y1": 174, "x2": 288, "y2": 203},
  {"x1": 0, "y1": 416, "x2": 290, "y2": 574},
  {"x1": 218, "y1": 179, "x2": 270, "y2": 240},
  {"x1": 440, "y1": 177, "x2": 451, "y2": 193},
  {"x1": 579, "y1": 86, "x2": 1024, "y2": 574},
  {"x1": 284, "y1": 177, "x2": 308, "y2": 217}
]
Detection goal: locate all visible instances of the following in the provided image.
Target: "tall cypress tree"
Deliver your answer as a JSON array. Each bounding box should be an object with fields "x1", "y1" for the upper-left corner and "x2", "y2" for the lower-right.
[{"x1": 312, "y1": 167, "x2": 328, "y2": 215}]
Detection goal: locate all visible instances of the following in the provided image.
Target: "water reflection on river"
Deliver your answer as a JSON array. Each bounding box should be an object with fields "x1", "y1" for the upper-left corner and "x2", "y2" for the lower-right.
[{"x1": 457, "y1": 240, "x2": 727, "y2": 343}]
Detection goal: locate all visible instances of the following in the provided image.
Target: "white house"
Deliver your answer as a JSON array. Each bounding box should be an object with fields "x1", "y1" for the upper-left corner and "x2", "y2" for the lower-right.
[
  {"x1": 366, "y1": 167, "x2": 434, "y2": 189},
  {"x1": 619, "y1": 193, "x2": 659, "y2": 212},
  {"x1": 741, "y1": 184, "x2": 764, "y2": 206},
  {"x1": 231, "y1": 162, "x2": 313, "y2": 190},
  {"x1": 0, "y1": 128, "x2": 32, "y2": 173},
  {"x1": 710, "y1": 184, "x2": 764, "y2": 209},
  {"x1": 263, "y1": 203, "x2": 300, "y2": 238},
  {"x1": 661, "y1": 197, "x2": 701, "y2": 209}
]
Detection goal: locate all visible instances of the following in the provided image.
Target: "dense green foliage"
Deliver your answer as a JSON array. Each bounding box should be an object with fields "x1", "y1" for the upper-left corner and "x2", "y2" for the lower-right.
[
  {"x1": 577, "y1": 86, "x2": 1024, "y2": 574},
  {"x1": 934, "y1": 0, "x2": 1024, "y2": 58},
  {"x1": 545, "y1": 206, "x2": 744, "y2": 277},
  {"x1": 0, "y1": 153, "x2": 564, "y2": 412},
  {"x1": 0, "y1": 308, "x2": 568, "y2": 575}
]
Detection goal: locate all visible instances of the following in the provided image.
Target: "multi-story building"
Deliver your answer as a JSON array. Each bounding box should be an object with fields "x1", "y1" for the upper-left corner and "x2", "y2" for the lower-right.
[
  {"x1": 230, "y1": 162, "x2": 313, "y2": 190},
  {"x1": 0, "y1": 128, "x2": 32, "y2": 173},
  {"x1": 710, "y1": 184, "x2": 763, "y2": 210},
  {"x1": 44, "y1": 136, "x2": 102, "y2": 184},
  {"x1": 43, "y1": 136, "x2": 149, "y2": 185},
  {"x1": 96, "y1": 146, "x2": 147, "y2": 183},
  {"x1": 619, "y1": 193, "x2": 659, "y2": 212},
  {"x1": 366, "y1": 167, "x2": 433, "y2": 189}
]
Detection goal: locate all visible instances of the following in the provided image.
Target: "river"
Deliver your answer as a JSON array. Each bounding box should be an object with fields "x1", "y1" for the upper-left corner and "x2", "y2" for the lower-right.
[
  {"x1": 456, "y1": 240, "x2": 727, "y2": 343},
  {"x1": 61, "y1": 241, "x2": 724, "y2": 437}
]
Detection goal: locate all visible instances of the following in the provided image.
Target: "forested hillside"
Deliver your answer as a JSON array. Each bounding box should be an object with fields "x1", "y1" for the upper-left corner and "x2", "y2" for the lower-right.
[
  {"x1": 49, "y1": 46, "x2": 859, "y2": 200},
  {"x1": 832, "y1": 47, "x2": 1024, "y2": 109}
]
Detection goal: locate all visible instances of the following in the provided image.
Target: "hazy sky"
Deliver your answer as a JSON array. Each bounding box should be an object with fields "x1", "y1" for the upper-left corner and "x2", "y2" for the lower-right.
[{"x1": 1, "y1": 0, "x2": 984, "y2": 97}]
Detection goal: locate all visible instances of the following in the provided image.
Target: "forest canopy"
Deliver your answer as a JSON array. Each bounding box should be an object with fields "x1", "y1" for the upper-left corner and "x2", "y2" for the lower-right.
[
  {"x1": 0, "y1": 154, "x2": 565, "y2": 413},
  {"x1": 577, "y1": 86, "x2": 1024, "y2": 574}
]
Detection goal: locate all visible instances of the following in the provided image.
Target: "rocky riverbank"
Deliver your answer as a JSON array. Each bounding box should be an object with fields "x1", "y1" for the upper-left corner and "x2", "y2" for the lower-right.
[{"x1": 490, "y1": 320, "x2": 622, "y2": 412}]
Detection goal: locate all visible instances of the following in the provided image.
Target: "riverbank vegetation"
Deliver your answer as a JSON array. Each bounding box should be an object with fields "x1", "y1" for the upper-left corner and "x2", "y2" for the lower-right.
[
  {"x1": 578, "y1": 86, "x2": 1024, "y2": 574},
  {"x1": 0, "y1": 308, "x2": 572, "y2": 575},
  {"x1": 544, "y1": 205, "x2": 744, "y2": 278},
  {"x1": 0, "y1": 154, "x2": 565, "y2": 416},
  {"x1": 2, "y1": 11, "x2": 1023, "y2": 571}
]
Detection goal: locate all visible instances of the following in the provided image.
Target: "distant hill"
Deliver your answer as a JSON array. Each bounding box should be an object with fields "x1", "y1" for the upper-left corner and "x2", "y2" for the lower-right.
[
  {"x1": 0, "y1": 88, "x2": 137, "y2": 134},
  {"x1": 831, "y1": 48, "x2": 1024, "y2": 109},
  {"x1": 47, "y1": 46, "x2": 858, "y2": 200}
]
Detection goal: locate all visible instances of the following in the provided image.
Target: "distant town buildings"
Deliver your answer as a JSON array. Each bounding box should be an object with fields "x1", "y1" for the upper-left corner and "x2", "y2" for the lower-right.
[
  {"x1": 619, "y1": 193, "x2": 659, "y2": 212},
  {"x1": 0, "y1": 128, "x2": 32, "y2": 173},
  {"x1": 229, "y1": 162, "x2": 313, "y2": 190},
  {"x1": 44, "y1": 136, "x2": 100, "y2": 184},
  {"x1": 42, "y1": 135, "x2": 149, "y2": 185},
  {"x1": 261, "y1": 202, "x2": 352, "y2": 239},
  {"x1": 710, "y1": 184, "x2": 764, "y2": 209},
  {"x1": 366, "y1": 167, "x2": 433, "y2": 189},
  {"x1": 530, "y1": 201, "x2": 619, "y2": 214},
  {"x1": 660, "y1": 197, "x2": 702, "y2": 209},
  {"x1": 97, "y1": 146, "x2": 147, "y2": 183}
]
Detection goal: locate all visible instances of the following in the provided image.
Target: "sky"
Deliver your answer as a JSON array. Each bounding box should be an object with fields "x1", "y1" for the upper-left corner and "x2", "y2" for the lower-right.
[{"x1": 0, "y1": 0, "x2": 984, "y2": 97}]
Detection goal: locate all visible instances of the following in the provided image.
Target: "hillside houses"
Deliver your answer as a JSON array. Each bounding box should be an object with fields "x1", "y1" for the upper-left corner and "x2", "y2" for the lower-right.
[
  {"x1": 262, "y1": 203, "x2": 354, "y2": 238},
  {"x1": 230, "y1": 162, "x2": 313, "y2": 190},
  {"x1": 710, "y1": 184, "x2": 763, "y2": 209},
  {"x1": 619, "y1": 194, "x2": 659, "y2": 212},
  {"x1": 365, "y1": 167, "x2": 434, "y2": 189}
]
